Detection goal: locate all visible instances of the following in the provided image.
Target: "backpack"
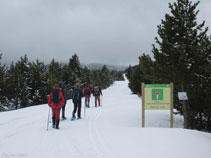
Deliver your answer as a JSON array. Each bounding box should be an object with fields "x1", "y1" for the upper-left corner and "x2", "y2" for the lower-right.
[
  {"x1": 52, "y1": 87, "x2": 61, "y2": 104},
  {"x1": 94, "y1": 86, "x2": 100, "y2": 96},
  {"x1": 84, "y1": 88, "x2": 90, "y2": 96},
  {"x1": 73, "y1": 89, "x2": 81, "y2": 101},
  {"x1": 61, "y1": 88, "x2": 67, "y2": 102}
]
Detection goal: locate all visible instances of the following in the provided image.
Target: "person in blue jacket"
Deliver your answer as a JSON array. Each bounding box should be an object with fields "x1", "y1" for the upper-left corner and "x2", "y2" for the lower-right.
[{"x1": 71, "y1": 83, "x2": 83, "y2": 120}]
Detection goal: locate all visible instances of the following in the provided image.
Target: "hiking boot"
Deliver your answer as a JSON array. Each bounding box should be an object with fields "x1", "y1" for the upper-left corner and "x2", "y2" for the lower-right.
[
  {"x1": 62, "y1": 116, "x2": 67, "y2": 120},
  {"x1": 71, "y1": 116, "x2": 76, "y2": 121}
]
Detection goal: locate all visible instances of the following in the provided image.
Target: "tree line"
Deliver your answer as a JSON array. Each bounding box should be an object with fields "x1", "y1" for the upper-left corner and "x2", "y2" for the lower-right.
[
  {"x1": 0, "y1": 53, "x2": 124, "y2": 111},
  {"x1": 126, "y1": 0, "x2": 211, "y2": 132}
]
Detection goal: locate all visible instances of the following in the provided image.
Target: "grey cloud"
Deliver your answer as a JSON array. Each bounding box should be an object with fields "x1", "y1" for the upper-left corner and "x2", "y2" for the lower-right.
[{"x1": 0, "y1": 0, "x2": 210, "y2": 66}]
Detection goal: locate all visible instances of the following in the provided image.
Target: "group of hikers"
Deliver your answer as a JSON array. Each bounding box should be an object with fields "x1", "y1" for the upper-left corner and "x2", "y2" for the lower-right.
[{"x1": 47, "y1": 81, "x2": 103, "y2": 129}]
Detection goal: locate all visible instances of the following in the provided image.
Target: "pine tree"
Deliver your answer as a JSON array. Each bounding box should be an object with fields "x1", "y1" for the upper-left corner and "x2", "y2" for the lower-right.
[
  {"x1": 126, "y1": 65, "x2": 132, "y2": 80},
  {"x1": 90, "y1": 70, "x2": 101, "y2": 86},
  {"x1": 139, "y1": 54, "x2": 154, "y2": 82},
  {"x1": 6, "y1": 62, "x2": 20, "y2": 109},
  {"x1": 110, "y1": 70, "x2": 124, "y2": 81},
  {"x1": 0, "y1": 54, "x2": 7, "y2": 111},
  {"x1": 128, "y1": 65, "x2": 142, "y2": 94},
  {"x1": 69, "y1": 54, "x2": 81, "y2": 83},
  {"x1": 61, "y1": 64, "x2": 74, "y2": 99},
  {"x1": 28, "y1": 60, "x2": 48, "y2": 105},
  {"x1": 152, "y1": 0, "x2": 209, "y2": 129},
  {"x1": 48, "y1": 59, "x2": 62, "y2": 88},
  {"x1": 186, "y1": 36, "x2": 211, "y2": 130},
  {"x1": 61, "y1": 64, "x2": 73, "y2": 85},
  {"x1": 15, "y1": 55, "x2": 31, "y2": 108},
  {"x1": 81, "y1": 66, "x2": 91, "y2": 84},
  {"x1": 100, "y1": 65, "x2": 112, "y2": 89},
  {"x1": 6, "y1": 55, "x2": 31, "y2": 109}
]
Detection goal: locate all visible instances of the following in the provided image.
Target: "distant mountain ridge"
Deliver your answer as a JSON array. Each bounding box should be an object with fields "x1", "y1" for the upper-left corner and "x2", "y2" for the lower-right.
[{"x1": 82, "y1": 63, "x2": 127, "y2": 71}]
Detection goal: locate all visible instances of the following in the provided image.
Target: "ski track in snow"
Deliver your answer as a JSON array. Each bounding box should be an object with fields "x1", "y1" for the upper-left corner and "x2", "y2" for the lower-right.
[
  {"x1": 1, "y1": 77, "x2": 211, "y2": 158},
  {"x1": 88, "y1": 107, "x2": 116, "y2": 158}
]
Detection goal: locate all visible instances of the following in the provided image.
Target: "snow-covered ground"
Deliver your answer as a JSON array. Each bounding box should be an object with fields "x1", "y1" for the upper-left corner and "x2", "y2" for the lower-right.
[{"x1": 0, "y1": 78, "x2": 211, "y2": 158}]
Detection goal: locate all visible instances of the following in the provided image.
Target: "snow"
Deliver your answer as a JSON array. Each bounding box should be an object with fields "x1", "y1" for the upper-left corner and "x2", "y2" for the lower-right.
[{"x1": 0, "y1": 78, "x2": 211, "y2": 158}]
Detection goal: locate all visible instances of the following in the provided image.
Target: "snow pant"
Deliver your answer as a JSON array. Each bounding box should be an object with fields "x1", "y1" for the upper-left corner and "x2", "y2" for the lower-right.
[
  {"x1": 95, "y1": 96, "x2": 100, "y2": 106},
  {"x1": 52, "y1": 108, "x2": 61, "y2": 120},
  {"x1": 62, "y1": 104, "x2": 66, "y2": 118},
  {"x1": 72, "y1": 101, "x2": 81, "y2": 118},
  {"x1": 52, "y1": 108, "x2": 61, "y2": 128},
  {"x1": 85, "y1": 97, "x2": 90, "y2": 107}
]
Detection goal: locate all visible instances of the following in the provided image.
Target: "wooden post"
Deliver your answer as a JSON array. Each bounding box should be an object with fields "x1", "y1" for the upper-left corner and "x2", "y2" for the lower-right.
[
  {"x1": 170, "y1": 83, "x2": 174, "y2": 128},
  {"x1": 142, "y1": 83, "x2": 145, "y2": 128}
]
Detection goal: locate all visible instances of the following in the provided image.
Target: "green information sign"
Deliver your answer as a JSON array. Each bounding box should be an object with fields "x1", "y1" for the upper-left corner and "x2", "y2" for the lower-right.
[{"x1": 144, "y1": 84, "x2": 171, "y2": 110}]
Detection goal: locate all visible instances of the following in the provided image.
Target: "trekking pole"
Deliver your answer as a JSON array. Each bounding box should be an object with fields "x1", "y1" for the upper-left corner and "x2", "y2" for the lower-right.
[
  {"x1": 91, "y1": 96, "x2": 94, "y2": 107},
  {"x1": 46, "y1": 106, "x2": 51, "y2": 131},
  {"x1": 84, "y1": 101, "x2": 86, "y2": 117},
  {"x1": 101, "y1": 95, "x2": 103, "y2": 107},
  {"x1": 90, "y1": 96, "x2": 93, "y2": 107}
]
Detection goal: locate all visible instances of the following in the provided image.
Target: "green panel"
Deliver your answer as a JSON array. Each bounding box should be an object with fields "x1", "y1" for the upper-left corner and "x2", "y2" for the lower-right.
[{"x1": 144, "y1": 84, "x2": 171, "y2": 110}]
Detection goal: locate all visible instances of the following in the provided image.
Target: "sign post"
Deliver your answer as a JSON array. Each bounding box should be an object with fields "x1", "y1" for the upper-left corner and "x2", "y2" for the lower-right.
[
  {"x1": 142, "y1": 83, "x2": 174, "y2": 128},
  {"x1": 142, "y1": 83, "x2": 145, "y2": 127},
  {"x1": 170, "y1": 83, "x2": 174, "y2": 128}
]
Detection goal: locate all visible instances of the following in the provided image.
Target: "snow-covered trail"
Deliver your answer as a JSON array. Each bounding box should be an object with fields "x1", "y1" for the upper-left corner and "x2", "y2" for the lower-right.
[{"x1": 0, "y1": 79, "x2": 211, "y2": 158}]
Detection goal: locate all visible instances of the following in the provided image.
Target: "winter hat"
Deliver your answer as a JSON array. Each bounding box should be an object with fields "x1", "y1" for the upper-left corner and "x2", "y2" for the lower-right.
[
  {"x1": 58, "y1": 81, "x2": 63, "y2": 87},
  {"x1": 75, "y1": 83, "x2": 80, "y2": 87}
]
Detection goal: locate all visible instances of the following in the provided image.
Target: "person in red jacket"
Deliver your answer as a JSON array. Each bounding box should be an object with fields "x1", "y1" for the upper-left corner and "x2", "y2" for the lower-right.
[
  {"x1": 48, "y1": 85, "x2": 65, "y2": 129},
  {"x1": 83, "y1": 84, "x2": 92, "y2": 108}
]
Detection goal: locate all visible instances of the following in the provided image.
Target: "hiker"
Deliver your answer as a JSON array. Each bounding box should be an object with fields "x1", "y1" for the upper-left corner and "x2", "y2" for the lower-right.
[
  {"x1": 71, "y1": 83, "x2": 83, "y2": 120},
  {"x1": 83, "y1": 84, "x2": 92, "y2": 108},
  {"x1": 48, "y1": 84, "x2": 65, "y2": 129},
  {"x1": 93, "y1": 84, "x2": 103, "y2": 107},
  {"x1": 58, "y1": 81, "x2": 67, "y2": 120}
]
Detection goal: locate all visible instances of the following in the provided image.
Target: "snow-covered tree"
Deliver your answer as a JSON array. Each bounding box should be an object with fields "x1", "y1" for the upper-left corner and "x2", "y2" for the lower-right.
[
  {"x1": 0, "y1": 54, "x2": 7, "y2": 111},
  {"x1": 28, "y1": 60, "x2": 48, "y2": 105}
]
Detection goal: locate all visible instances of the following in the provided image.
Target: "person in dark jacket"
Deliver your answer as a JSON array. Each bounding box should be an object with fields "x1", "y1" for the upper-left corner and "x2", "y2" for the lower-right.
[
  {"x1": 58, "y1": 81, "x2": 67, "y2": 120},
  {"x1": 93, "y1": 84, "x2": 103, "y2": 107},
  {"x1": 48, "y1": 85, "x2": 65, "y2": 129},
  {"x1": 71, "y1": 83, "x2": 83, "y2": 120}
]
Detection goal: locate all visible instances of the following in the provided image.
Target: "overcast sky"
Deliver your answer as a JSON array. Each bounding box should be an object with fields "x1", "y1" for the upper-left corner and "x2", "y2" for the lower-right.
[{"x1": 0, "y1": 0, "x2": 210, "y2": 66}]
